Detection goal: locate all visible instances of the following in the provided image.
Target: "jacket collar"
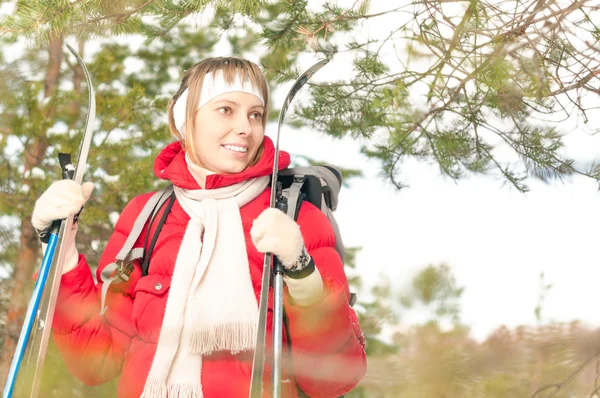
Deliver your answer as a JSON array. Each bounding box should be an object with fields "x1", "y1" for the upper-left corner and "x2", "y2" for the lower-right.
[{"x1": 154, "y1": 136, "x2": 291, "y2": 189}]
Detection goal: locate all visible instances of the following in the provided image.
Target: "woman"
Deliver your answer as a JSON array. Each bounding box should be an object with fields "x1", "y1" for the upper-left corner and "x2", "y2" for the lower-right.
[{"x1": 31, "y1": 56, "x2": 366, "y2": 397}]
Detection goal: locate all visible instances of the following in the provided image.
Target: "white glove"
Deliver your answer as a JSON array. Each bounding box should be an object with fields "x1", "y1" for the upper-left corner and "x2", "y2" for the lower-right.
[
  {"x1": 250, "y1": 207, "x2": 307, "y2": 270},
  {"x1": 32, "y1": 180, "x2": 94, "y2": 231},
  {"x1": 32, "y1": 180, "x2": 94, "y2": 274},
  {"x1": 251, "y1": 208, "x2": 324, "y2": 306}
]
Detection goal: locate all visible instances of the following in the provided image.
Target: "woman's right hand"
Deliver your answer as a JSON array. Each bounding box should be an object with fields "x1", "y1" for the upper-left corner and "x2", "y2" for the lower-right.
[
  {"x1": 31, "y1": 180, "x2": 94, "y2": 274},
  {"x1": 31, "y1": 180, "x2": 94, "y2": 233}
]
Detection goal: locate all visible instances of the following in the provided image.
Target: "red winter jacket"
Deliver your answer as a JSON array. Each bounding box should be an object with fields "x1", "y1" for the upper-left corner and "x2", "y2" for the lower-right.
[{"x1": 51, "y1": 136, "x2": 366, "y2": 397}]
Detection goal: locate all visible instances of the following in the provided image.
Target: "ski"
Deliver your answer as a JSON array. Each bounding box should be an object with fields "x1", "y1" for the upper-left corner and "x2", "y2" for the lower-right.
[
  {"x1": 22, "y1": 43, "x2": 96, "y2": 398},
  {"x1": 249, "y1": 58, "x2": 329, "y2": 398}
]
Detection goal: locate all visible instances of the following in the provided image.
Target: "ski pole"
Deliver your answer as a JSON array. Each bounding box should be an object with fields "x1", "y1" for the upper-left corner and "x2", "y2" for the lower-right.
[
  {"x1": 271, "y1": 227, "x2": 287, "y2": 398},
  {"x1": 3, "y1": 229, "x2": 59, "y2": 398},
  {"x1": 26, "y1": 43, "x2": 96, "y2": 398}
]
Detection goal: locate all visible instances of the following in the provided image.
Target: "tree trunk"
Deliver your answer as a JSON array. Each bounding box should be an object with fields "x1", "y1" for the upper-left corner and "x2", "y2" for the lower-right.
[
  {"x1": 69, "y1": 40, "x2": 84, "y2": 118},
  {"x1": 0, "y1": 34, "x2": 64, "y2": 386}
]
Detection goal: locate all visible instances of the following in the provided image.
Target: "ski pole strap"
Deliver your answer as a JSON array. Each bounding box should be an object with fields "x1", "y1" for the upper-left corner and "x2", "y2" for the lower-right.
[
  {"x1": 35, "y1": 225, "x2": 54, "y2": 244},
  {"x1": 99, "y1": 186, "x2": 174, "y2": 315}
]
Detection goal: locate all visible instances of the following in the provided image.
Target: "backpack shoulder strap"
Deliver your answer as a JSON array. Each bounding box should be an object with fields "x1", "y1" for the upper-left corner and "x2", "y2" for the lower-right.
[
  {"x1": 99, "y1": 185, "x2": 174, "y2": 315},
  {"x1": 141, "y1": 190, "x2": 176, "y2": 276},
  {"x1": 282, "y1": 175, "x2": 306, "y2": 220}
]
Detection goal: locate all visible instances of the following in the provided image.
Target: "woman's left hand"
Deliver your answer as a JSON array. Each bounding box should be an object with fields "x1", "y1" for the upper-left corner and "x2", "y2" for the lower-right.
[{"x1": 250, "y1": 208, "x2": 310, "y2": 271}]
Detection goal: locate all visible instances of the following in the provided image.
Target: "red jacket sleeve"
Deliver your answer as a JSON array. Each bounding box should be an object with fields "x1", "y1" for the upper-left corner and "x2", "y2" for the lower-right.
[
  {"x1": 283, "y1": 201, "x2": 367, "y2": 397},
  {"x1": 51, "y1": 193, "x2": 151, "y2": 385}
]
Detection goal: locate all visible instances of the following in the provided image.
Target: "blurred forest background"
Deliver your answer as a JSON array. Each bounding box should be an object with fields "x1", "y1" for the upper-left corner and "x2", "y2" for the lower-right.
[{"x1": 1, "y1": 0, "x2": 600, "y2": 396}]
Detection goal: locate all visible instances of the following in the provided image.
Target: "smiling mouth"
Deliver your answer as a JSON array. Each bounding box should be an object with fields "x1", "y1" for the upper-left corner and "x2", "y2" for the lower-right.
[{"x1": 222, "y1": 144, "x2": 248, "y2": 153}]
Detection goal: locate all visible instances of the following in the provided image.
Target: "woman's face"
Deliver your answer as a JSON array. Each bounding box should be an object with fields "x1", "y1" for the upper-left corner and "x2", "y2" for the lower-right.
[{"x1": 192, "y1": 91, "x2": 265, "y2": 174}]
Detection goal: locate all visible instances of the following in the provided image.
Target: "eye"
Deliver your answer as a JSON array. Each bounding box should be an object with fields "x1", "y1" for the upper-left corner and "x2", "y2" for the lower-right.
[
  {"x1": 218, "y1": 106, "x2": 232, "y2": 115},
  {"x1": 250, "y1": 112, "x2": 263, "y2": 121}
]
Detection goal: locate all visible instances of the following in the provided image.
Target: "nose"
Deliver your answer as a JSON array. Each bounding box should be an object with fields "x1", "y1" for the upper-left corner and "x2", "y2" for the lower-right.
[{"x1": 234, "y1": 115, "x2": 253, "y2": 136}]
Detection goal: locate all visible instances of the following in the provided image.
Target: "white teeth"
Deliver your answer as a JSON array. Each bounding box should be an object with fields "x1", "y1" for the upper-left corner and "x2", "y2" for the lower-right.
[{"x1": 223, "y1": 145, "x2": 248, "y2": 153}]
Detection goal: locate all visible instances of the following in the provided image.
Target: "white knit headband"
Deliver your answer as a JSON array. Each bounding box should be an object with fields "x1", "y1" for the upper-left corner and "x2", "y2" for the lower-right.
[{"x1": 173, "y1": 69, "x2": 265, "y2": 137}]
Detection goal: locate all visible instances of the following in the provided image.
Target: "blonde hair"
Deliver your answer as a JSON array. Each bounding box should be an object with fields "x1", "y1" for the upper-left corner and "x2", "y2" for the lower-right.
[{"x1": 167, "y1": 57, "x2": 269, "y2": 167}]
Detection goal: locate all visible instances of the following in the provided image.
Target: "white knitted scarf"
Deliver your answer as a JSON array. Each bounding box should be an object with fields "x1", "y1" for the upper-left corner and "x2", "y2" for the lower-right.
[{"x1": 141, "y1": 176, "x2": 270, "y2": 397}]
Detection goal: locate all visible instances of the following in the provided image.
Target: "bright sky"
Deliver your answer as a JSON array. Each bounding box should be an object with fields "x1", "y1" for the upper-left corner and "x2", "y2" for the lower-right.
[{"x1": 279, "y1": 125, "x2": 600, "y2": 341}]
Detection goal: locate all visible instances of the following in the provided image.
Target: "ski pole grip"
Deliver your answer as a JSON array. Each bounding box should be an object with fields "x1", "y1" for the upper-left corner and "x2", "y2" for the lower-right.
[
  {"x1": 58, "y1": 152, "x2": 75, "y2": 180},
  {"x1": 48, "y1": 153, "x2": 75, "y2": 235},
  {"x1": 273, "y1": 191, "x2": 288, "y2": 275}
]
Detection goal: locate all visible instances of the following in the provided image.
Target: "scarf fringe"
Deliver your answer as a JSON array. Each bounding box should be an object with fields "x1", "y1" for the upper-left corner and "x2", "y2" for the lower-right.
[
  {"x1": 142, "y1": 378, "x2": 203, "y2": 398},
  {"x1": 141, "y1": 378, "x2": 166, "y2": 398},
  {"x1": 168, "y1": 382, "x2": 203, "y2": 398},
  {"x1": 191, "y1": 322, "x2": 257, "y2": 355}
]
